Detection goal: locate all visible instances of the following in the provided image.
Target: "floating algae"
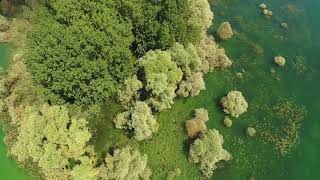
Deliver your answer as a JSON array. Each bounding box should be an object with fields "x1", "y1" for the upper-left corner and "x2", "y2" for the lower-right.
[
  {"x1": 290, "y1": 56, "x2": 309, "y2": 75},
  {"x1": 256, "y1": 99, "x2": 306, "y2": 156}
]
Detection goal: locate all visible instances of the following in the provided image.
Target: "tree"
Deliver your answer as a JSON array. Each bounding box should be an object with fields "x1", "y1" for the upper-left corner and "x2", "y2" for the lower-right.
[
  {"x1": 221, "y1": 90, "x2": 248, "y2": 118},
  {"x1": 0, "y1": 54, "x2": 37, "y2": 125},
  {"x1": 189, "y1": 0, "x2": 214, "y2": 31},
  {"x1": 11, "y1": 104, "x2": 96, "y2": 179},
  {"x1": 176, "y1": 72, "x2": 206, "y2": 97},
  {"x1": 116, "y1": 0, "x2": 201, "y2": 57},
  {"x1": 185, "y1": 108, "x2": 209, "y2": 138},
  {"x1": 114, "y1": 101, "x2": 158, "y2": 141},
  {"x1": 170, "y1": 43, "x2": 202, "y2": 77},
  {"x1": 217, "y1": 21, "x2": 233, "y2": 40},
  {"x1": 117, "y1": 75, "x2": 143, "y2": 109},
  {"x1": 189, "y1": 129, "x2": 231, "y2": 178},
  {"x1": 71, "y1": 156, "x2": 100, "y2": 180},
  {"x1": 101, "y1": 146, "x2": 151, "y2": 180},
  {"x1": 197, "y1": 35, "x2": 232, "y2": 71},
  {"x1": 138, "y1": 50, "x2": 182, "y2": 111},
  {"x1": 169, "y1": 43, "x2": 207, "y2": 97},
  {"x1": 26, "y1": 0, "x2": 134, "y2": 106}
]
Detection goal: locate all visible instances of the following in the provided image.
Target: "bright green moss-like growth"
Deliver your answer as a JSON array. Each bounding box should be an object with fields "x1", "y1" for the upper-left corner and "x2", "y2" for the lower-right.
[{"x1": 189, "y1": 129, "x2": 231, "y2": 178}]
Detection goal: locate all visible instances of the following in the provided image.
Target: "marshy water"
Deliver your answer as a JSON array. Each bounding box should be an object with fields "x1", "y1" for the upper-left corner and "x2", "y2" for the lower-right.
[{"x1": 0, "y1": 0, "x2": 319, "y2": 179}]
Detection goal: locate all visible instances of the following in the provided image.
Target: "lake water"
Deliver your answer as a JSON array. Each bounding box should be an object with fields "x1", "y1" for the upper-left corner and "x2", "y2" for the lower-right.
[{"x1": 0, "y1": 0, "x2": 319, "y2": 179}]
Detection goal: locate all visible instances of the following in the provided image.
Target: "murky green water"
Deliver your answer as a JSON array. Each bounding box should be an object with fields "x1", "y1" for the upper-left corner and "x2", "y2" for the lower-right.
[
  {"x1": 208, "y1": 0, "x2": 320, "y2": 179},
  {"x1": 0, "y1": 0, "x2": 319, "y2": 179},
  {"x1": 0, "y1": 43, "x2": 11, "y2": 69}
]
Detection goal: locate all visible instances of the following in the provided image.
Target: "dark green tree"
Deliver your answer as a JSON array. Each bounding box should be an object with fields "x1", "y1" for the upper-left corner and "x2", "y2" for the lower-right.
[
  {"x1": 26, "y1": 0, "x2": 134, "y2": 105},
  {"x1": 117, "y1": 0, "x2": 201, "y2": 57}
]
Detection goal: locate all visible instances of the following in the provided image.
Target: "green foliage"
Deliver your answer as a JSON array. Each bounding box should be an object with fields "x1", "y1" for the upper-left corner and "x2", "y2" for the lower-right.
[
  {"x1": 189, "y1": 129, "x2": 231, "y2": 178},
  {"x1": 117, "y1": 75, "x2": 143, "y2": 109},
  {"x1": 169, "y1": 43, "x2": 207, "y2": 97},
  {"x1": 167, "y1": 167, "x2": 181, "y2": 180},
  {"x1": 114, "y1": 101, "x2": 158, "y2": 141},
  {"x1": 197, "y1": 35, "x2": 232, "y2": 71},
  {"x1": 0, "y1": 54, "x2": 38, "y2": 125},
  {"x1": 221, "y1": 90, "x2": 248, "y2": 118},
  {"x1": 185, "y1": 108, "x2": 209, "y2": 138},
  {"x1": 71, "y1": 156, "x2": 99, "y2": 180},
  {"x1": 26, "y1": 0, "x2": 135, "y2": 106},
  {"x1": 170, "y1": 43, "x2": 202, "y2": 77},
  {"x1": 189, "y1": 0, "x2": 214, "y2": 31},
  {"x1": 11, "y1": 104, "x2": 96, "y2": 179},
  {"x1": 102, "y1": 146, "x2": 151, "y2": 180},
  {"x1": 138, "y1": 50, "x2": 182, "y2": 111},
  {"x1": 116, "y1": 0, "x2": 202, "y2": 56}
]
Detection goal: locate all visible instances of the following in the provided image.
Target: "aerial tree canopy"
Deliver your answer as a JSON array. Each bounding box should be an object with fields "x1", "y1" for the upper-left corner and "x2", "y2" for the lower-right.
[
  {"x1": 11, "y1": 104, "x2": 96, "y2": 179},
  {"x1": 116, "y1": 0, "x2": 202, "y2": 57},
  {"x1": 26, "y1": 0, "x2": 135, "y2": 106}
]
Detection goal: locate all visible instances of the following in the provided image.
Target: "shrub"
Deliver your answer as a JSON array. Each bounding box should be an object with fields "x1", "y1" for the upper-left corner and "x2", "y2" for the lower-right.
[
  {"x1": 114, "y1": 101, "x2": 158, "y2": 141},
  {"x1": 221, "y1": 90, "x2": 248, "y2": 118},
  {"x1": 101, "y1": 146, "x2": 151, "y2": 180},
  {"x1": 189, "y1": 129, "x2": 231, "y2": 178}
]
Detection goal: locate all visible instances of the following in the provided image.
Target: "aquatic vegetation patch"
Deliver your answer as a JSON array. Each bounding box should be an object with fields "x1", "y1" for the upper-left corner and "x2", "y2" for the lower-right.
[
  {"x1": 289, "y1": 56, "x2": 310, "y2": 76},
  {"x1": 256, "y1": 99, "x2": 306, "y2": 156}
]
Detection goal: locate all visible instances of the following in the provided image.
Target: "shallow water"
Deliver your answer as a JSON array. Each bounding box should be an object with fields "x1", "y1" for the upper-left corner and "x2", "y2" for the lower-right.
[
  {"x1": 0, "y1": 0, "x2": 320, "y2": 179},
  {"x1": 209, "y1": 0, "x2": 320, "y2": 179},
  {"x1": 0, "y1": 43, "x2": 11, "y2": 69}
]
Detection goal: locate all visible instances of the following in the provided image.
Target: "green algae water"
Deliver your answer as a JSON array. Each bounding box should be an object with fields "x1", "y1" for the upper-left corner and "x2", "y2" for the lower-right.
[
  {"x1": 0, "y1": 43, "x2": 11, "y2": 69},
  {"x1": 1, "y1": 0, "x2": 320, "y2": 179}
]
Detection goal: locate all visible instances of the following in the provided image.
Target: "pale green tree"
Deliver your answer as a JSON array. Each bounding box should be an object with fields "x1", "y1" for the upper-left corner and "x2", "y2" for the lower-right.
[
  {"x1": 189, "y1": 0, "x2": 214, "y2": 31},
  {"x1": 114, "y1": 101, "x2": 158, "y2": 141},
  {"x1": 0, "y1": 56, "x2": 38, "y2": 126},
  {"x1": 138, "y1": 50, "x2": 182, "y2": 111},
  {"x1": 139, "y1": 50, "x2": 182, "y2": 87},
  {"x1": 176, "y1": 72, "x2": 206, "y2": 97},
  {"x1": 102, "y1": 146, "x2": 152, "y2": 180},
  {"x1": 185, "y1": 108, "x2": 209, "y2": 138},
  {"x1": 170, "y1": 43, "x2": 202, "y2": 77},
  {"x1": 217, "y1": 21, "x2": 233, "y2": 40},
  {"x1": 117, "y1": 75, "x2": 143, "y2": 109},
  {"x1": 71, "y1": 156, "x2": 100, "y2": 180},
  {"x1": 221, "y1": 90, "x2": 248, "y2": 118},
  {"x1": 11, "y1": 104, "x2": 96, "y2": 179},
  {"x1": 197, "y1": 35, "x2": 232, "y2": 72},
  {"x1": 189, "y1": 129, "x2": 231, "y2": 178}
]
